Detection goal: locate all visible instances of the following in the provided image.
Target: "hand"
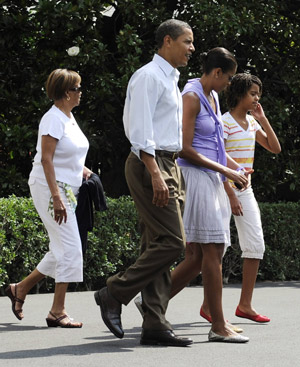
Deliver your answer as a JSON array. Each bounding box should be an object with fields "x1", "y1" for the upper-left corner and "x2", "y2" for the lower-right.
[
  {"x1": 224, "y1": 168, "x2": 249, "y2": 190},
  {"x1": 244, "y1": 168, "x2": 254, "y2": 177},
  {"x1": 53, "y1": 196, "x2": 67, "y2": 225},
  {"x1": 250, "y1": 103, "x2": 266, "y2": 122},
  {"x1": 241, "y1": 168, "x2": 254, "y2": 190},
  {"x1": 151, "y1": 174, "x2": 169, "y2": 207},
  {"x1": 83, "y1": 166, "x2": 93, "y2": 180},
  {"x1": 229, "y1": 195, "x2": 243, "y2": 216},
  {"x1": 140, "y1": 151, "x2": 169, "y2": 207}
]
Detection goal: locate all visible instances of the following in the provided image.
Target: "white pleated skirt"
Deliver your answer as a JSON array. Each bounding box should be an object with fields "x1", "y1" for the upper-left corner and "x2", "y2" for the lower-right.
[
  {"x1": 28, "y1": 177, "x2": 83, "y2": 283},
  {"x1": 180, "y1": 166, "x2": 230, "y2": 245}
]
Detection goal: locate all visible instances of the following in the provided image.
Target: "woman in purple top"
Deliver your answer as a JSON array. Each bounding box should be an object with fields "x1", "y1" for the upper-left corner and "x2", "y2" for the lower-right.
[{"x1": 173, "y1": 48, "x2": 250, "y2": 342}]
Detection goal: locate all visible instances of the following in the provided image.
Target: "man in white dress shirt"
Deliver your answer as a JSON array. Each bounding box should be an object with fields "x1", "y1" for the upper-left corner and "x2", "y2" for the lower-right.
[{"x1": 94, "y1": 19, "x2": 195, "y2": 346}]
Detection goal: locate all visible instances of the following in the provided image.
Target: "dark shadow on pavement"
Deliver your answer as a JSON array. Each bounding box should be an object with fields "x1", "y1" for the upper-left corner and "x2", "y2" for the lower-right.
[
  {"x1": 0, "y1": 341, "x2": 136, "y2": 359},
  {"x1": 0, "y1": 321, "x2": 206, "y2": 359},
  {"x1": 0, "y1": 323, "x2": 48, "y2": 332},
  {"x1": 223, "y1": 281, "x2": 300, "y2": 289}
]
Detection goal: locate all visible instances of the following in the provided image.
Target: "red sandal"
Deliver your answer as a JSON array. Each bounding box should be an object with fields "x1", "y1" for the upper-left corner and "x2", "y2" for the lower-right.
[
  {"x1": 46, "y1": 311, "x2": 83, "y2": 328},
  {"x1": 5, "y1": 283, "x2": 24, "y2": 320}
]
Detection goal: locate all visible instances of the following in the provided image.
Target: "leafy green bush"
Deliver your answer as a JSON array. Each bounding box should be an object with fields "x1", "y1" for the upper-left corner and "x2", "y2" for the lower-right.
[
  {"x1": 259, "y1": 202, "x2": 300, "y2": 281},
  {"x1": 223, "y1": 202, "x2": 300, "y2": 283},
  {"x1": 82, "y1": 195, "x2": 140, "y2": 291},
  {"x1": 1, "y1": 196, "x2": 300, "y2": 295},
  {"x1": 0, "y1": 195, "x2": 50, "y2": 292},
  {"x1": 0, "y1": 195, "x2": 140, "y2": 293}
]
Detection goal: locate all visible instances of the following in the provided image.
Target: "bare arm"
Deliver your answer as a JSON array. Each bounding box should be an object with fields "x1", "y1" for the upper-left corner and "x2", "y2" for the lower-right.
[
  {"x1": 140, "y1": 151, "x2": 169, "y2": 207},
  {"x1": 223, "y1": 180, "x2": 243, "y2": 216},
  {"x1": 226, "y1": 152, "x2": 242, "y2": 170},
  {"x1": 41, "y1": 135, "x2": 67, "y2": 224},
  {"x1": 251, "y1": 103, "x2": 281, "y2": 154},
  {"x1": 179, "y1": 92, "x2": 248, "y2": 188}
]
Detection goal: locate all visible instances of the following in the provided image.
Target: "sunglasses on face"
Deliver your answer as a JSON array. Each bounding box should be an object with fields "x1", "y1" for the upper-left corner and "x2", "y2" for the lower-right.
[{"x1": 69, "y1": 86, "x2": 82, "y2": 92}]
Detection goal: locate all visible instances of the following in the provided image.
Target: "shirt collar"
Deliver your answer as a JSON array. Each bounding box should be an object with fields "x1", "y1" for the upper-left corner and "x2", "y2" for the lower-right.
[{"x1": 153, "y1": 54, "x2": 180, "y2": 79}]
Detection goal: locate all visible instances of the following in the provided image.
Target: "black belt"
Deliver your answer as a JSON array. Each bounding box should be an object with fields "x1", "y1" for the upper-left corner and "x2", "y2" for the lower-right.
[{"x1": 155, "y1": 150, "x2": 179, "y2": 160}]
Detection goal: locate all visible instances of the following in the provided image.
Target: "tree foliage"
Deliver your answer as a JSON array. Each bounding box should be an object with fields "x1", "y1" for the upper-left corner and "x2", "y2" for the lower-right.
[{"x1": 0, "y1": 0, "x2": 299, "y2": 201}]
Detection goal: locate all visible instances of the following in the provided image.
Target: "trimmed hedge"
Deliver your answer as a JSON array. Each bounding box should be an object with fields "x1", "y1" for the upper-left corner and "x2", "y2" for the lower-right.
[
  {"x1": 224, "y1": 202, "x2": 300, "y2": 283},
  {"x1": 0, "y1": 195, "x2": 140, "y2": 294},
  {"x1": 1, "y1": 196, "x2": 300, "y2": 294}
]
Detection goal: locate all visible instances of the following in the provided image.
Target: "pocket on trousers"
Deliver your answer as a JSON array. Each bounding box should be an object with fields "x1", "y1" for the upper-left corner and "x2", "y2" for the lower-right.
[{"x1": 28, "y1": 177, "x2": 36, "y2": 186}]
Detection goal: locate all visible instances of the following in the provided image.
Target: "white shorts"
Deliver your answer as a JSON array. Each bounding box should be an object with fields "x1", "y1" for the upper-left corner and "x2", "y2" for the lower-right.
[
  {"x1": 181, "y1": 166, "x2": 230, "y2": 245},
  {"x1": 225, "y1": 186, "x2": 265, "y2": 259},
  {"x1": 28, "y1": 177, "x2": 83, "y2": 282}
]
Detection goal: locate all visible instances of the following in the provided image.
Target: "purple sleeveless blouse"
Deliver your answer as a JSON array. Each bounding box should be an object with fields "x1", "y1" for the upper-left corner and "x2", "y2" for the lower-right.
[{"x1": 177, "y1": 78, "x2": 224, "y2": 173}]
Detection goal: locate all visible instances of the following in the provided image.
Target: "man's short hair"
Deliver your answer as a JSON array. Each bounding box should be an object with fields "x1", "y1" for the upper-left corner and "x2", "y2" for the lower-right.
[{"x1": 155, "y1": 19, "x2": 191, "y2": 49}]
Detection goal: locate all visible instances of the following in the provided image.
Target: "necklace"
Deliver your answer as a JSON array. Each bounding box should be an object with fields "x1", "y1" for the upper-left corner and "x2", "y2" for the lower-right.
[
  {"x1": 199, "y1": 79, "x2": 214, "y2": 107},
  {"x1": 206, "y1": 93, "x2": 213, "y2": 103},
  {"x1": 205, "y1": 92, "x2": 215, "y2": 109}
]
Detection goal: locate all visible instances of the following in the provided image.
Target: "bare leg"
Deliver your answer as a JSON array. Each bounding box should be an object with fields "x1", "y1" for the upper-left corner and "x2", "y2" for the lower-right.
[
  {"x1": 46, "y1": 283, "x2": 82, "y2": 326},
  {"x1": 201, "y1": 287, "x2": 209, "y2": 315},
  {"x1": 47, "y1": 283, "x2": 70, "y2": 324},
  {"x1": 238, "y1": 258, "x2": 260, "y2": 315},
  {"x1": 200, "y1": 283, "x2": 243, "y2": 333},
  {"x1": 170, "y1": 243, "x2": 202, "y2": 299},
  {"x1": 201, "y1": 243, "x2": 234, "y2": 336},
  {"x1": 9, "y1": 269, "x2": 45, "y2": 318},
  {"x1": 49, "y1": 283, "x2": 69, "y2": 315},
  {"x1": 10, "y1": 271, "x2": 79, "y2": 325}
]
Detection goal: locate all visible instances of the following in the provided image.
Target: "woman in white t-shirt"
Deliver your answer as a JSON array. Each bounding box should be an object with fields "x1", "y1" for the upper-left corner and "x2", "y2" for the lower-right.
[{"x1": 5, "y1": 69, "x2": 92, "y2": 328}]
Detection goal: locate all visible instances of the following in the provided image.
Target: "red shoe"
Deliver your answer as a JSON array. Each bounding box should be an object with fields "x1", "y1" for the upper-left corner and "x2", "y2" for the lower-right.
[
  {"x1": 200, "y1": 307, "x2": 212, "y2": 323},
  {"x1": 235, "y1": 306, "x2": 270, "y2": 323}
]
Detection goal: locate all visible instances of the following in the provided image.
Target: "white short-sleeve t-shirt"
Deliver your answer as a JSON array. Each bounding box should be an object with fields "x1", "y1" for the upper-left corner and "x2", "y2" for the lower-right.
[
  {"x1": 30, "y1": 105, "x2": 89, "y2": 187},
  {"x1": 222, "y1": 111, "x2": 261, "y2": 170}
]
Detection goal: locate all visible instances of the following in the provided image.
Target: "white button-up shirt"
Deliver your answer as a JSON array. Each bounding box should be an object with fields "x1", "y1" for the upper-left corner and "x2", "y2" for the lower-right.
[{"x1": 123, "y1": 54, "x2": 183, "y2": 158}]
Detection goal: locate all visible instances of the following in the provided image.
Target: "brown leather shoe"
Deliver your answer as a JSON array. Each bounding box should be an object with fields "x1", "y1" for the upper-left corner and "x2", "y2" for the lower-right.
[
  {"x1": 140, "y1": 329, "x2": 193, "y2": 347},
  {"x1": 94, "y1": 287, "x2": 124, "y2": 339}
]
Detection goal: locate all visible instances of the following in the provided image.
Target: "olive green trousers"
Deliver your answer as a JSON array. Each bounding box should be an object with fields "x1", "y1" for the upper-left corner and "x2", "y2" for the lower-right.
[{"x1": 107, "y1": 152, "x2": 186, "y2": 331}]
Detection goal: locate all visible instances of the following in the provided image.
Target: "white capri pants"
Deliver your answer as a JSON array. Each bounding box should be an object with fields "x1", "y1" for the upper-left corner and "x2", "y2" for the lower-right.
[
  {"x1": 226, "y1": 186, "x2": 265, "y2": 259},
  {"x1": 28, "y1": 177, "x2": 83, "y2": 283}
]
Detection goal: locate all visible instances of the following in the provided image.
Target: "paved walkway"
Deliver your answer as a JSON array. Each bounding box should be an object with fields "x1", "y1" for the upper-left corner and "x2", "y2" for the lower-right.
[{"x1": 1, "y1": 282, "x2": 300, "y2": 367}]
